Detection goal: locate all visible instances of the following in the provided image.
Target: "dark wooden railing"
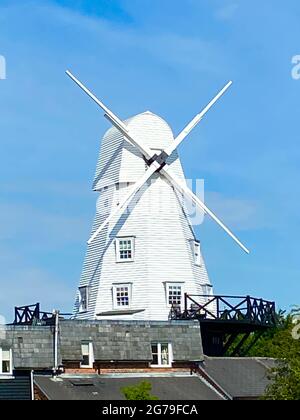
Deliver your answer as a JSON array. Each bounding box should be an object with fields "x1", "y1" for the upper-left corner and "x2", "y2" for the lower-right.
[
  {"x1": 170, "y1": 294, "x2": 276, "y2": 327},
  {"x1": 13, "y1": 303, "x2": 71, "y2": 326},
  {"x1": 14, "y1": 303, "x2": 55, "y2": 325}
]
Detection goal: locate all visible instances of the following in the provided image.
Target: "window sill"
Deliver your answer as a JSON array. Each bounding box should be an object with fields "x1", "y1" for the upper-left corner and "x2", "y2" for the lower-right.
[
  {"x1": 150, "y1": 365, "x2": 172, "y2": 369},
  {"x1": 0, "y1": 374, "x2": 14, "y2": 379},
  {"x1": 97, "y1": 309, "x2": 145, "y2": 316}
]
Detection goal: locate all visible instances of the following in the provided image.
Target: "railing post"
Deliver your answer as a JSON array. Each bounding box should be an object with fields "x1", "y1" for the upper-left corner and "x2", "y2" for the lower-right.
[
  {"x1": 184, "y1": 293, "x2": 188, "y2": 313},
  {"x1": 37, "y1": 303, "x2": 40, "y2": 320},
  {"x1": 14, "y1": 307, "x2": 18, "y2": 324},
  {"x1": 246, "y1": 296, "x2": 251, "y2": 321}
]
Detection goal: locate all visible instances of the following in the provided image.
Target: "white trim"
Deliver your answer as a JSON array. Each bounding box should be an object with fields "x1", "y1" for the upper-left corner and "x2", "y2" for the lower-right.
[
  {"x1": 115, "y1": 237, "x2": 135, "y2": 263},
  {"x1": 151, "y1": 343, "x2": 173, "y2": 368},
  {"x1": 80, "y1": 341, "x2": 94, "y2": 369},
  {"x1": 0, "y1": 348, "x2": 13, "y2": 375},
  {"x1": 112, "y1": 283, "x2": 132, "y2": 309},
  {"x1": 31, "y1": 370, "x2": 34, "y2": 400}
]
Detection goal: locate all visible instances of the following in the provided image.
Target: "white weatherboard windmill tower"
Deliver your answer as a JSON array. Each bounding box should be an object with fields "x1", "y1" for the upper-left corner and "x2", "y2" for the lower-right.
[{"x1": 66, "y1": 71, "x2": 249, "y2": 321}]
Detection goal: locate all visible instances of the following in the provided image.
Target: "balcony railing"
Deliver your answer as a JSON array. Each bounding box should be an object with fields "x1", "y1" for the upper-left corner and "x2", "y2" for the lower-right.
[
  {"x1": 13, "y1": 303, "x2": 71, "y2": 326},
  {"x1": 170, "y1": 294, "x2": 276, "y2": 327}
]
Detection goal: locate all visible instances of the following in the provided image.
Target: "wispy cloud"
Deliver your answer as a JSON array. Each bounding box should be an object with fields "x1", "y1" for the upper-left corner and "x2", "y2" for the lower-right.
[
  {"x1": 215, "y1": 3, "x2": 239, "y2": 21},
  {"x1": 16, "y1": 1, "x2": 232, "y2": 76},
  {"x1": 205, "y1": 192, "x2": 266, "y2": 231}
]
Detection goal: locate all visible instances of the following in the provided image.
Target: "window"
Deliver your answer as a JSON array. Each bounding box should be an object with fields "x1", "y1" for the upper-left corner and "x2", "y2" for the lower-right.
[
  {"x1": 79, "y1": 286, "x2": 88, "y2": 312},
  {"x1": 193, "y1": 241, "x2": 201, "y2": 266},
  {"x1": 151, "y1": 343, "x2": 172, "y2": 367},
  {"x1": 202, "y1": 284, "x2": 212, "y2": 296},
  {"x1": 0, "y1": 348, "x2": 12, "y2": 375},
  {"x1": 113, "y1": 283, "x2": 132, "y2": 308},
  {"x1": 81, "y1": 341, "x2": 94, "y2": 368},
  {"x1": 167, "y1": 284, "x2": 182, "y2": 307},
  {"x1": 116, "y1": 237, "x2": 134, "y2": 262}
]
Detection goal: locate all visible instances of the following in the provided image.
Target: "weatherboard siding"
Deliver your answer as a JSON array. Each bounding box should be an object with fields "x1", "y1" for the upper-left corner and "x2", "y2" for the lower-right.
[{"x1": 74, "y1": 112, "x2": 212, "y2": 320}]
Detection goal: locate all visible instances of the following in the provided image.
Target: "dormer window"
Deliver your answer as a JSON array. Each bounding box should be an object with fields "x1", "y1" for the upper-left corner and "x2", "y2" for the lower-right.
[
  {"x1": 116, "y1": 237, "x2": 135, "y2": 262},
  {"x1": 151, "y1": 343, "x2": 173, "y2": 367}
]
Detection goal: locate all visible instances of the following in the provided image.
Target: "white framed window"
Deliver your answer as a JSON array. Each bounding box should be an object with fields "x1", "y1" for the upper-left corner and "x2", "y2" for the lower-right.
[
  {"x1": 79, "y1": 286, "x2": 88, "y2": 312},
  {"x1": 113, "y1": 283, "x2": 132, "y2": 309},
  {"x1": 115, "y1": 237, "x2": 135, "y2": 262},
  {"x1": 81, "y1": 341, "x2": 94, "y2": 368},
  {"x1": 166, "y1": 283, "x2": 183, "y2": 308},
  {"x1": 0, "y1": 348, "x2": 12, "y2": 375},
  {"x1": 193, "y1": 241, "x2": 201, "y2": 266},
  {"x1": 151, "y1": 343, "x2": 173, "y2": 367}
]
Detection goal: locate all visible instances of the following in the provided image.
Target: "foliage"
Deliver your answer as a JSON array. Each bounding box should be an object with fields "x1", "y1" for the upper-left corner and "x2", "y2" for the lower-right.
[
  {"x1": 121, "y1": 380, "x2": 159, "y2": 400},
  {"x1": 240, "y1": 307, "x2": 300, "y2": 400}
]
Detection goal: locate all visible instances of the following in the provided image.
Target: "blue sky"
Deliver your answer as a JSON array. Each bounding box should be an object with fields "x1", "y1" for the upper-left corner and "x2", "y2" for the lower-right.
[{"x1": 0, "y1": 0, "x2": 299, "y2": 320}]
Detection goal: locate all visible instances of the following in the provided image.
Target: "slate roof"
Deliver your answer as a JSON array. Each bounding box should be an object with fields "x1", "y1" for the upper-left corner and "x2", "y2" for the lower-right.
[
  {"x1": 1, "y1": 326, "x2": 54, "y2": 369},
  {"x1": 34, "y1": 374, "x2": 224, "y2": 400},
  {"x1": 2, "y1": 320, "x2": 203, "y2": 368},
  {"x1": 60, "y1": 320, "x2": 203, "y2": 362},
  {"x1": 201, "y1": 356, "x2": 277, "y2": 399}
]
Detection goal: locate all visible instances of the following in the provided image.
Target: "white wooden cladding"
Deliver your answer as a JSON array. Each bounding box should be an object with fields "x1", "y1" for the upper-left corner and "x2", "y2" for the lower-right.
[{"x1": 74, "y1": 112, "x2": 213, "y2": 320}]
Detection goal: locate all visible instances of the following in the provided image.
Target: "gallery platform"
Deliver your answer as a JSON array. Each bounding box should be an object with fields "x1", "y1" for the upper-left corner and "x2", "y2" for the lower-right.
[{"x1": 170, "y1": 294, "x2": 276, "y2": 356}]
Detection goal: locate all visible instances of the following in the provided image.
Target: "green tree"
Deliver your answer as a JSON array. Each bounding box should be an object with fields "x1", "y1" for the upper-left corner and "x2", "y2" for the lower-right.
[
  {"x1": 121, "y1": 380, "x2": 159, "y2": 400},
  {"x1": 243, "y1": 308, "x2": 300, "y2": 400}
]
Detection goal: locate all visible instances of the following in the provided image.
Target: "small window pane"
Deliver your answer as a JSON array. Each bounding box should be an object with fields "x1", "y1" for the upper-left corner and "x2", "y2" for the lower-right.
[
  {"x1": 151, "y1": 344, "x2": 158, "y2": 354},
  {"x1": 2, "y1": 361, "x2": 10, "y2": 373},
  {"x1": 81, "y1": 343, "x2": 89, "y2": 356},
  {"x1": 161, "y1": 344, "x2": 169, "y2": 365},
  {"x1": 152, "y1": 354, "x2": 158, "y2": 365},
  {"x1": 2, "y1": 350, "x2": 10, "y2": 361},
  {"x1": 82, "y1": 355, "x2": 89, "y2": 366}
]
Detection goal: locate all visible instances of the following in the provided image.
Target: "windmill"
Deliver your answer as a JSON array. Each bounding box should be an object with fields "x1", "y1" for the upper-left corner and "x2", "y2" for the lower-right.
[{"x1": 66, "y1": 71, "x2": 249, "y2": 321}]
